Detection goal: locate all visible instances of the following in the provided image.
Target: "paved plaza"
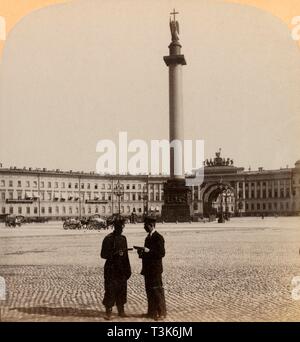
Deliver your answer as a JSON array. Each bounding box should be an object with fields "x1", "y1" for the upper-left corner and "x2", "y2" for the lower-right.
[{"x1": 0, "y1": 217, "x2": 300, "y2": 322}]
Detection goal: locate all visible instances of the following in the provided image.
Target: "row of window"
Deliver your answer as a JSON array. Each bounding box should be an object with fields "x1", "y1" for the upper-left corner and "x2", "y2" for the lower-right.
[
  {"x1": 213, "y1": 196, "x2": 235, "y2": 203},
  {"x1": 239, "y1": 189, "x2": 291, "y2": 199},
  {"x1": 3, "y1": 178, "x2": 300, "y2": 190},
  {"x1": 0, "y1": 191, "x2": 162, "y2": 202},
  {"x1": 1, "y1": 205, "x2": 148, "y2": 215},
  {"x1": 192, "y1": 202, "x2": 293, "y2": 212},
  {"x1": 239, "y1": 180, "x2": 295, "y2": 188},
  {"x1": 0, "y1": 179, "x2": 163, "y2": 191},
  {"x1": 217, "y1": 205, "x2": 235, "y2": 212},
  {"x1": 245, "y1": 202, "x2": 291, "y2": 211},
  {"x1": 1, "y1": 180, "x2": 114, "y2": 189}
]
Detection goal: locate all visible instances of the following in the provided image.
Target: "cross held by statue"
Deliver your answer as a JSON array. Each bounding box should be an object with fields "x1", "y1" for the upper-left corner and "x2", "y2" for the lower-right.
[{"x1": 170, "y1": 9, "x2": 179, "y2": 21}]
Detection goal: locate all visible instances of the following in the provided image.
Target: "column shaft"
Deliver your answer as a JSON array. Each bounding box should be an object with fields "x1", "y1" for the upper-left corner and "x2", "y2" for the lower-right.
[{"x1": 169, "y1": 64, "x2": 184, "y2": 179}]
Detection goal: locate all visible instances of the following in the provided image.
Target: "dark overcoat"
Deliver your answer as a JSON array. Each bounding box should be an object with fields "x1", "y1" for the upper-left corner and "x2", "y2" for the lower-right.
[
  {"x1": 101, "y1": 232, "x2": 131, "y2": 307},
  {"x1": 141, "y1": 231, "x2": 165, "y2": 277},
  {"x1": 140, "y1": 230, "x2": 166, "y2": 317}
]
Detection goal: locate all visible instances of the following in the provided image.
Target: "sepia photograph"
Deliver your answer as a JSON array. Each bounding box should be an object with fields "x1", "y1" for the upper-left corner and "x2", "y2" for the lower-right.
[{"x1": 0, "y1": 0, "x2": 300, "y2": 325}]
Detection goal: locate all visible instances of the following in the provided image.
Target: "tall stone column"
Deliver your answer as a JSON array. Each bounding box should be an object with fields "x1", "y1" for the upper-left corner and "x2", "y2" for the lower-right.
[
  {"x1": 153, "y1": 184, "x2": 156, "y2": 203},
  {"x1": 283, "y1": 180, "x2": 287, "y2": 198},
  {"x1": 260, "y1": 181, "x2": 263, "y2": 199},
  {"x1": 161, "y1": 11, "x2": 192, "y2": 222},
  {"x1": 158, "y1": 184, "x2": 162, "y2": 201},
  {"x1": 168, "y1": 62, "x2": 184, "y2": 178},
  {"x1": 236, "y1": 182, "x2": 239, "y2": 199}
]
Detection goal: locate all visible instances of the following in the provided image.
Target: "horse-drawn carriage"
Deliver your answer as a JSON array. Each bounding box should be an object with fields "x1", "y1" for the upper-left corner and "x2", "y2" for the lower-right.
[
  {"x1": 86, "y1": 216, "x2": 107, "y2": 230},
  {"x1": 63, "y1": 215, "x2": 108, "y2": 230},
  {"x1": 5, "y1": 215, "x2": 23, "y2": 228},
  {"x1": 63, "y1": 218, "x2": 82, "y2": 230}
]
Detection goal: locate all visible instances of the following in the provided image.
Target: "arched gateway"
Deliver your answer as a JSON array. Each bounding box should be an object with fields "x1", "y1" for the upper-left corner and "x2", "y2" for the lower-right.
[
  {"x1": 188, "y1": 150, "x2": 245, "y2": 218},
  {"x1": 202, "y1": 182, "x2": 236, "y2": 217},
  {"x1": 186, "y1": 150, "x2": 300, "y2": 218}
]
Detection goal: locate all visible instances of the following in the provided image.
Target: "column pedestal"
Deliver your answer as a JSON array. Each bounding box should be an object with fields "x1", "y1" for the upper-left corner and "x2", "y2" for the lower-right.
[{"x1": 161, "y1": 179, "x2": 192, "y2": 222}]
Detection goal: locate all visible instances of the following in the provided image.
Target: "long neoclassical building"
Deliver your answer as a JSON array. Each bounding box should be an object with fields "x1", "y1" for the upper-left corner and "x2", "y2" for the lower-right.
[
  {"x1": 1, "y1": 152, "x2": 300, "y2": 219},
  {"x1": 0, "y1": 168, "x2": 165, "y2": 219}
]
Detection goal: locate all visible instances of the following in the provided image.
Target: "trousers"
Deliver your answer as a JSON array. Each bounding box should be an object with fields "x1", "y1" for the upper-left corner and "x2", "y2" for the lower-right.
[{"x1": 144, "y1": 274, "x2": 167, "y2": 317}]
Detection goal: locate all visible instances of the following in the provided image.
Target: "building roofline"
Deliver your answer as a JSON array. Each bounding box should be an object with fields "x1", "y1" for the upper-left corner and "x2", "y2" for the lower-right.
[
  {"x1": 0, "y1": 164, "x2": 297, "y2": 180},
  {"x1": 0, "y1": 166, "x2": 169, "y2": 180}
]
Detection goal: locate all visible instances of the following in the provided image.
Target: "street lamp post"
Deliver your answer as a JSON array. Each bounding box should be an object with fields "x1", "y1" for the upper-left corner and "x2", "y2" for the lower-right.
[
  {"x1": 113, "y1": 179, "x2": 124, "y2": 216},
  {"x1": 142, "y1": 183, "x2": 149, "y2": 216},
  {"x1": 238, "y1": 200, "x2": 243, "y2": 217},
  {"x1": 37, "y1": 173, "x2": 41, "y2": 219},
  {"x1": 218, "y1": 190, "x2": 224, "y2": 223},
  {"x1": 218, "y1": 184, "x2": 231, "y2": 223},
  {"x1": 217, "y1": 179, "x2": 225, "y2": 223},
  {"x1": 78, "y1": 176, "x2": 82, "y2": 219},
  {"x1": 224, "y1": 188, "x2": 232, "y2": 220}
]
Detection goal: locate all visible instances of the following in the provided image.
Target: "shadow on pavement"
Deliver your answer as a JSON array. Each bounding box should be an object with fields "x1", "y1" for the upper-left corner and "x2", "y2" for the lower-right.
[
  {"x1": 10, "y1": 306, "x2": 105, "y2": 318},
  {"x1": 9, "y1": 307, "x2": 160, "y2": 321}
]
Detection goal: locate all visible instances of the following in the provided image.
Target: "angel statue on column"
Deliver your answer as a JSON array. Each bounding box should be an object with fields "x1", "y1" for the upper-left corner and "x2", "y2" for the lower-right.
[{"x1": 169, "y1": 17, "x2": 180, "y2": 42}]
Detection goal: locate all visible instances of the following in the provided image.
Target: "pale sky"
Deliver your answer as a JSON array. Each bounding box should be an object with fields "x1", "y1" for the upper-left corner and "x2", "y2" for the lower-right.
[{"x1": 0, "y1": 0, "x2": 300, "y2": 173}]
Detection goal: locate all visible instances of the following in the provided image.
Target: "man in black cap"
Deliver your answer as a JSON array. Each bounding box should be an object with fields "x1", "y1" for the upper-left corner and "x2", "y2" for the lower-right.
[
  {"x1": 137, "y1": 216, "x2": 167, "y2": 320},
  {"x1": 101, "y1": 217, "x2": 131, "y2": 320}
]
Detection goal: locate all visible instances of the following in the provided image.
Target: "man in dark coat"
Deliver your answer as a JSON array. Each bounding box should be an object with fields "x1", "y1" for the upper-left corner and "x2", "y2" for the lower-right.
[
  {"x1": 101, "y1": 217, "x2": 131, "y2": 320},
  {"x1": 137, "y1": 216, "x2": 167, "y2": 320}
]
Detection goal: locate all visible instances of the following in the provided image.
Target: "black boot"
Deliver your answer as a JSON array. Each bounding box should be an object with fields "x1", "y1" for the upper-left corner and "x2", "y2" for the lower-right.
[
  {"x1": 105, "y1": 307, "x2": 112, "y2": 320},
  {"x1": 117, "y1": 305, "x2": 127, "y2": 317}
]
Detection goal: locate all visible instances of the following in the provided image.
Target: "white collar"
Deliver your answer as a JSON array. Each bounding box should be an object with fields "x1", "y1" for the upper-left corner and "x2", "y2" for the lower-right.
[{"x1": 149, "y1": 228, "x2": 156, "y2": 236}]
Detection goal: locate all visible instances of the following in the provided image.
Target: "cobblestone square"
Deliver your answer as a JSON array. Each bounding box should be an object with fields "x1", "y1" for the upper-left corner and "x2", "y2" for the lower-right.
[{"x1": 1, "y1": 217, "x2": 300, "y2": 322}]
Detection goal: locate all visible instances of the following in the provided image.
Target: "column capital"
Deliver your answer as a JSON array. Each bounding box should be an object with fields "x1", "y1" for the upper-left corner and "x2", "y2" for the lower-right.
[{"x1": 163, "y1": 54, "x2": 187, "y2": 66}]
